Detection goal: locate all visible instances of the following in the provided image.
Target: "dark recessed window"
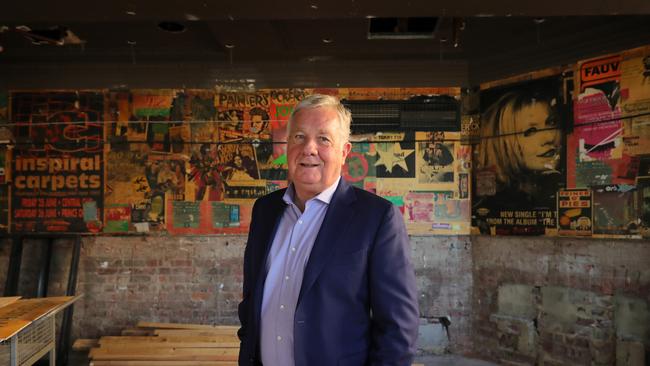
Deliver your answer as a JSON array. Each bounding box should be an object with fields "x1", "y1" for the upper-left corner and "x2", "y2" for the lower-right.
[
  {"x1": 158, "y1": 21, "x2": 186, "y2": 33},
  {"x1": 368, "y1": 17, "x2": 438, "y2": 39}
]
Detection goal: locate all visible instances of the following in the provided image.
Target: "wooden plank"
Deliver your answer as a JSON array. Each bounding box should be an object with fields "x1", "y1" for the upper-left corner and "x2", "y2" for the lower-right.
[
  {"x1": 136, "y1": 322, "x2": 237, "y2": 331},
  {"x1": 90, "y1": 347, "x2": 239, "y2": 361},
  {"x1": 97, "y1": 342, "x2": 240, "y2": 349},
  {"x1": 0, "y1": 297, "x2": 21, "y2": 309},
  {"x1": 91, "y1": 347, "x2": 239, "y2": 357},
  {"x1": 90, "y1": 361, "x2": 237, "y2": 366},
  {"x1": 100, "y1": 335, "x2": 239, "y2": 344},
  {"x1": 73, "y1": 338, "x2": 100, "y2": 351},
  {"x1": 0, "y1": 296, "x2": 80, "y2": 341},
  {"x1": 153, "y1": 328, "x2": 238, "y2": 337},
  {"x1": 90, "y1": 361, "x2": 415, "y2": 366},
  {"x1": 121, "y1": 328, "x2": 153, "y2": 336}
]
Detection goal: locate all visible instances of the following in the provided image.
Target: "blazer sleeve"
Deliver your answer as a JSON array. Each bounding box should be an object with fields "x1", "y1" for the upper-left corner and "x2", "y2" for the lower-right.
[{"x1": 368, "y1": 203, "x2": 420, "y2": 366}]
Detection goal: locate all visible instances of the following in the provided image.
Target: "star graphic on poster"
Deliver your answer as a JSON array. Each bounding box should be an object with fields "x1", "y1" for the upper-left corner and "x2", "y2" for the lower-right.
[{"x1": 374, "y1": 143, "x2": 414, "y2": 173}]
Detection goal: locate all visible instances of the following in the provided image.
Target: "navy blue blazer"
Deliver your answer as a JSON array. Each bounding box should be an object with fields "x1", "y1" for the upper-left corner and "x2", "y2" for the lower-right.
[{"x1": 238, "y1": 178, "x2": 419, "y2": 366}]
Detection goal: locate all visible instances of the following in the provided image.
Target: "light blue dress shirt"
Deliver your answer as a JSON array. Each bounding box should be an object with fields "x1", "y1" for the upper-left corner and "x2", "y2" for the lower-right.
[{"x1": 260, "y1": 177, "x2": 340, "y2": 366}]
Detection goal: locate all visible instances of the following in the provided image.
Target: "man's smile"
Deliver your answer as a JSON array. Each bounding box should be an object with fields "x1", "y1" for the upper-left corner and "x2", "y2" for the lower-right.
[{"x1": 299, "y1": 162, "x2": 321, "y2": 167}]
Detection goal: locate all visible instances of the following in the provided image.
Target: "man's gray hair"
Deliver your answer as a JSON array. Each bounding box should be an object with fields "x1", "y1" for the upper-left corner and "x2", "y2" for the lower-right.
[{"x1": 289, "y1": 94, "x2": 352, "y2": 143}]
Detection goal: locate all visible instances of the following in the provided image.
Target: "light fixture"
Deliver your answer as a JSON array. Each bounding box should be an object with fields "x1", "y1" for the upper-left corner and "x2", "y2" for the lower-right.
[
  {"x1": 304, "y1": 55, "x2": 333, "y2": 62},
  {"x1": 310, "y1": 4, "x2": 319, "y2": 10},
  {"x1": 125, "y1": 11, "x2": 136, "y2": 16},
  {"x1": 225, "y1": 44, "x2": 235, "y2": 49},
  {"x1": 322, "y1": 38, "x2": 333, "y2": 44},
  {"x1": 453, "y1": 17, "x2": 465, "y2": 48}
]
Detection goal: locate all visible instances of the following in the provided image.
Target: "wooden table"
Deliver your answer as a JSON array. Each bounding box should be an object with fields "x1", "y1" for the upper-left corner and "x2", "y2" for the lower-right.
[{"x1": 0, "y1": 296, "x2": 80, "y2": 366}]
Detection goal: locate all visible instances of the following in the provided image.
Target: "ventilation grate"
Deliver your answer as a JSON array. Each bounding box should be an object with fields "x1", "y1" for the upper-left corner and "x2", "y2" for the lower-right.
[{"x1": 343, "y1": 95, "x2": 460, "y2": 132}]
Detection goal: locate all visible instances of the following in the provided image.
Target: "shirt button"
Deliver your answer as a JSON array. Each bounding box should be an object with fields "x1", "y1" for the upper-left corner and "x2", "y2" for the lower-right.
[
  {"x1": 277, "y1": 335, "x2": 282, "y2": 341},
  {"x1": 280, "y1": 304, "x2": 285, "y2": 309},
  {"x1": 285, "y1": 275, "x2": 290, "y2": 280},
  {"x1": 291, "y1": 247, "x2": 296, "y2": 252},
  {"x1": 298, "y1": 220, "x2": 303, "y2": 224}
]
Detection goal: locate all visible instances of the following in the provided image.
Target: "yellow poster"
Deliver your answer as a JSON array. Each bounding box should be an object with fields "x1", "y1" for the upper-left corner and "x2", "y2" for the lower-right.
[{"x1": 621, "y1": 46, "x2": 650, "y2": 155}]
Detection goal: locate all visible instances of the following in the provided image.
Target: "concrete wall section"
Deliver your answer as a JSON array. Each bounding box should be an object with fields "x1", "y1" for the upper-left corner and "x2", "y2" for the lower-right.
[{"x1": 412, "y1": 236, "x2": 473, "y2": 353}]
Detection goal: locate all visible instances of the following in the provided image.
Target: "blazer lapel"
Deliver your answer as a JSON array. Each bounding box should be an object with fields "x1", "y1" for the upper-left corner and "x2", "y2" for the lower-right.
[
  {"x1": 253, "y1": 190, "x2": 288, "y2": 326},
  {"x1": 297, "y1": 179, "x2": 357, "y2": 305},
  {"x1": 256, "y1": 192, "x2": 287, "y2": 267}
]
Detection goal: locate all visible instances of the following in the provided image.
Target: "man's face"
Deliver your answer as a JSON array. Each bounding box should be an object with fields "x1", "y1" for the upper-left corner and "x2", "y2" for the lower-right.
[{"x1": 287, "y1": 106, "x2": 351, "y2": 201}]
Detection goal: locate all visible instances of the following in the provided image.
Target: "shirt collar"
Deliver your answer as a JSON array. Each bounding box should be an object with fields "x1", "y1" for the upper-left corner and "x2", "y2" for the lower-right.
[{"x1": 283, "y1": 176, "x2": 341, "y2": 207}]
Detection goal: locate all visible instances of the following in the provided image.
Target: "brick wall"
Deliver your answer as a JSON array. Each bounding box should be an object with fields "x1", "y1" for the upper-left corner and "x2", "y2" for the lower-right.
[
  {"x1": 4, "y1": 235, "x2": 647, "y2": 363},
  {"x1": 472, "y1": 236, "x2": 650, "y2": 365},
  {"x1": 0, "y1": 235, "x2": 473, "y2": 353},
  {"x1": 73, "y1": 236, "x2": 246, "y2": 339}
]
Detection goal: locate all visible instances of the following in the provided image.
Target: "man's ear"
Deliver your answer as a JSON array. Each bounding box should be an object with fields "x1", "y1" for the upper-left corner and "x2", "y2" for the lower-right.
[{"x1": 342, "y1": 141, "x2": 352, "y2": 160}]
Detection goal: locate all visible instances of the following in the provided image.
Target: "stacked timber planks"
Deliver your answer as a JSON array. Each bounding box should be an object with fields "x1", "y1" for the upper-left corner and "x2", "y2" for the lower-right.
[
  {"x1": 76, "y1": 321, "x2": 426, "y2": 366},
  {"x1": 79, "y1": 321, "x2": 240, "y2": 366}
]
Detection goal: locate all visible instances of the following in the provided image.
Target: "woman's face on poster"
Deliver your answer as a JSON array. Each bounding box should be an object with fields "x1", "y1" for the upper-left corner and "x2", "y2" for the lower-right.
[{"x1": 515, "y1": 101, "x2": 560, "y2": 172}]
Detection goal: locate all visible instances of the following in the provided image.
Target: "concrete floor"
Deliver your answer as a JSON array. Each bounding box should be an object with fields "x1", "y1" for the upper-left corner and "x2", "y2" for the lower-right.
[
  {"x1": 64, "y1": 351, "x2": 498, "y2": 366},
  {"x1": 415, "y1": 354, "x2": 498, "y2": 366}
]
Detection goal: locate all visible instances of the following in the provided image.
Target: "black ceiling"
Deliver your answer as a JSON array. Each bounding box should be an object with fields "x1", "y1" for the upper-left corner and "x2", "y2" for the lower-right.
[
  {"x1": 3, "y1": 0, "x2": 650, "y2": 21},
  {"x1": 1, "y1": 1, "x2": 650, "y2": 88}
]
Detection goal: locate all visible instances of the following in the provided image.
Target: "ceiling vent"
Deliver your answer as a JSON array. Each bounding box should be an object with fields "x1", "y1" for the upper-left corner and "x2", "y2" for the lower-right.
[
  {"x1": 343, "y1": 95, "x2": 460, "y2": 132},
  {"x1": 368, "y1": 17, "x2": 439, "y2": 40}
]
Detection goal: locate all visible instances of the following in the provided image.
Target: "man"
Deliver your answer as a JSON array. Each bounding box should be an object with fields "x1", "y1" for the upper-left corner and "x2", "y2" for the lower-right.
[
  {"x1": 248, "y1": 107, "x2": 271, "y2": 137},
  {"x1": 238, "y1": 94, "x2": 419, "y2": 366}
]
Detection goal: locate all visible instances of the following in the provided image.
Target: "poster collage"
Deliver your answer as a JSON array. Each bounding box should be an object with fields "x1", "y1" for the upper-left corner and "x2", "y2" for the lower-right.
[
  {"x1": 0, "y1": 86, "x2": 468, "y2": 236},
  {"x1": 0, "y1": 45, "x2": 649, "y2": 238},
  {"x1": 472, "y1": 45, "x2": 650, "y2": 238}
]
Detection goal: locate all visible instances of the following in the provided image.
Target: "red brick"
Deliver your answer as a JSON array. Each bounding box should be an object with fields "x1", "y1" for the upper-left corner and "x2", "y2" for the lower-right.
[{"x1": 191, "y1": 292, "x2": 210, "y2": 302}]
